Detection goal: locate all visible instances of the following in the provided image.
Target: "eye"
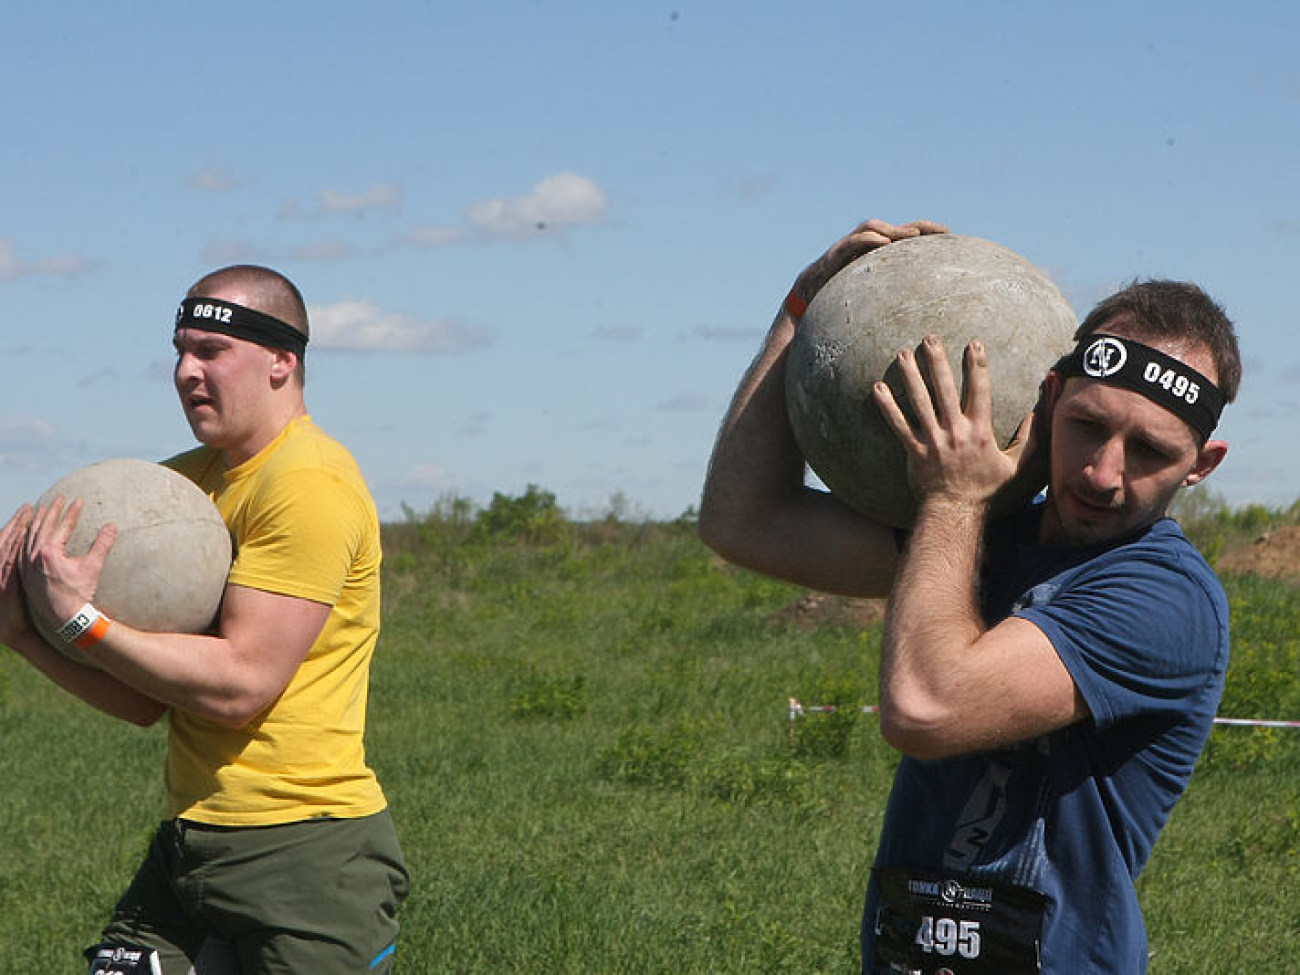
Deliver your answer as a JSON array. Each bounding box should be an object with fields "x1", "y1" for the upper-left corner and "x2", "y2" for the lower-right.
[
  {"x1": 1066, "y1": 415, "x2": 1107, "y2": 438},
  {"x1": 1132, "y1": 438, "x2": 1177, "y2": 466}
]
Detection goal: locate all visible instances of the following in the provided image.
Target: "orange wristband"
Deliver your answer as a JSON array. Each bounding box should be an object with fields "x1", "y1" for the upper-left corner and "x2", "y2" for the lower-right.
[
  {"x1": 75, "y1": 614, "x2": 113, "y2": 650},
  {"x1": 784, "y1": 289, "x2": 809, "y2": 321},
  {"x1": 56, "y1": 603, "x2": 114, "y2": 651}
]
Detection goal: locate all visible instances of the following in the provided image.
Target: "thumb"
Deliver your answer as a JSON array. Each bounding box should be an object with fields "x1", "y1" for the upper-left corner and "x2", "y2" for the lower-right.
[{"x1": 1004, "y1": 411, "x2": 1036, "y2": 463}]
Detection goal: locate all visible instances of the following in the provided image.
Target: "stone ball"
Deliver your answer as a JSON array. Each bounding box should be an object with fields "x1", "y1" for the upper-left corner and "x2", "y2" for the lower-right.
[
  {"x1": 786, "y1": 233, "x2": 1077, "y2": 527},
  {"x1": 29, "y1": 459, "x2": 232, "y2": 664}
]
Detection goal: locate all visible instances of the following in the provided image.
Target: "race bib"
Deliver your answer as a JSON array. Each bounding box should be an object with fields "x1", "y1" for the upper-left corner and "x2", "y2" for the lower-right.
[{"x1": 871, "y1": 867, "x2": 1047, "y2": 974}]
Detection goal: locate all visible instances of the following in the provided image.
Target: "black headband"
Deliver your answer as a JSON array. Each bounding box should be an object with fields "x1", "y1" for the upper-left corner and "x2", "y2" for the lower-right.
[
  {"x1": 175, "y1": 296, "x2": 308, "y2": 360},
  {"x1": 1053, "y1": 334, "x2": 1224, "y2": 440}
]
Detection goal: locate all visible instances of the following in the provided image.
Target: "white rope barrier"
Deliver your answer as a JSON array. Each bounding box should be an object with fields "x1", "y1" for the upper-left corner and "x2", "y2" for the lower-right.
[{"x1": 787, "y1": 698, "x2": 1300, "y2": 729}]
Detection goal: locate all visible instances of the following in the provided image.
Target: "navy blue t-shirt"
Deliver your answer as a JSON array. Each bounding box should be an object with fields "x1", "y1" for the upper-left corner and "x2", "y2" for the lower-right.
[{"x1": 862, "y1": 506, "x2": 1229, "y2": 974}]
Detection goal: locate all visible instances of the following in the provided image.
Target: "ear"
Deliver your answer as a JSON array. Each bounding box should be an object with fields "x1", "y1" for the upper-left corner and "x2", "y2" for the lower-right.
[
  {"x1": 1184, "y1": 439, "x2": 1227, "y2": 487},
  {"x1": 1040, "y1": 371, "x2": 1063, "y2": 421},
  {"x1": 268, "y1": 349, "x2": 298, "y2": 384}
]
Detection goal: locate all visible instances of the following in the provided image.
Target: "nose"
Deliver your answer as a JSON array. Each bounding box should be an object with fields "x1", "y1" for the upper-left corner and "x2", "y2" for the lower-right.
[
  {"x1": 1082, "y1": 437, "x2": 1124, "y2": 497},
  {"x1": 174, "y1": 350, "x2": 201, "y2": 387}
]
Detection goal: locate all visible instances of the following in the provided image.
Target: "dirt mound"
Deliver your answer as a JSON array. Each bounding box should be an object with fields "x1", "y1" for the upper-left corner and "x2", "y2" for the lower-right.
[
  {"x1": 769, "y1": 592, "x2": 888, "y2": 630},
  {"x1": 1216, "y1": 526, "x2": 1300, "y2": 582}
]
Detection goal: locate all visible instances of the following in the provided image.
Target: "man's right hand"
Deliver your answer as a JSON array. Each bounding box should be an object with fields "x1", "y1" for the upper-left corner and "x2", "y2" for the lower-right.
[
  {"x1": 0, "y1": 505, "x2": 34, "y2": 648},
  {"x1": 786, "y1": 219, "x2": 949, "y2": 319},
  {"x1": 20, "y1": 496, "x2": 117, "y2": 634}
]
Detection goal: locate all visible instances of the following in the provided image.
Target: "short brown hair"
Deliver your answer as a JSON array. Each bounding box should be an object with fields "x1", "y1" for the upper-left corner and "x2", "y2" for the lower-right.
[{"x1": 1076, "y1": 280, "x2": 1241, "y2": 403}]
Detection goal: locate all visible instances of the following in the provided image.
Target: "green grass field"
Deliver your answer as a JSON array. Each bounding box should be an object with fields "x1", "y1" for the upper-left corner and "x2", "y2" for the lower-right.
[{"x1": 1, "y1": 488, "x2": 1297, "y2": 973}]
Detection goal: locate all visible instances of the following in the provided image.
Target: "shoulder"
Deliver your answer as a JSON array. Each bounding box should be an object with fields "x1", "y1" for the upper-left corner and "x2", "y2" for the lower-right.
[
  {"x1": 162, "y1": 445, "x2": 223, "y2": 491},
  {"x1": 1015, "y1": 518, "x2": 1229, "y2": 725},
  {"x1": 259, "y1": 418, "x2": 371, "y2": 494},
  {"x1": 241, "y1": 420, "x2": 377, "y2": 535},
  {"x1": 1084, "y1": 518, "x2": 1225, "y2": 609},
  {"x1": 266, "y1": 417, "x2": 362, "y2": 472}
]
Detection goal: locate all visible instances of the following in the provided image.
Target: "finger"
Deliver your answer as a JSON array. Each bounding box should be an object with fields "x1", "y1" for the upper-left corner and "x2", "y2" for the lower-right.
[
  {"x1": 872, "y1": 380, "x2": 920, "y2": 450},
  {"x1": 833, "y1": 223, "x2": 897, "y2": 258},
  {"x1": 846, "y1": 218, "x2": 899, "y2": 238},
  {"x1": 25, "y1": 497, "x2": 62, "y2": 560},
  {"x1": 920, "y1": 335, "x2": 963, "y2": 425},
  {"x1": 852, "y1": 219, "x2": 924, "y2": 244},
  {"x1": 85, "y1": 523, "x2": 118, "y2": 567},
  {"x1": 858, "y1": 219, "x2": 949, "y2": 241},
  {"x1": 0, "y1": 506, "x2": 33, "y2": 587},
  {"x1": 893, "y1": 345, "x2": 939, "y2": 434},
  {"x1": 0, "y1": 504, "x2": 33, "y2": 544},
  {"x1": 59, "y1": 496, "x2": 86, "y2": 536},
  {"x1": 961, "y1": 340, "x2": 994, "y2": 429},
  {"x1": 903, "y1": 220, "x2": 949, "y2": 236}
]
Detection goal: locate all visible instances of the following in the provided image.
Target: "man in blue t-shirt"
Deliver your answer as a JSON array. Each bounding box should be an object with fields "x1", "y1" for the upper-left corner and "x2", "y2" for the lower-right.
[{"x1": 698, "y1": 219, "x2": 1241, "y2": 973}]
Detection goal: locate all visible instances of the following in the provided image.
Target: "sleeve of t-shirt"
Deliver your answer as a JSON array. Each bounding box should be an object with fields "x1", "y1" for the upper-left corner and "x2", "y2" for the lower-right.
[
  {"x1": 1014, "y1": 548, "x2": 1228, "y2": 731},
  {"x1": 226, "y1": 466, "x2": 368, "y2": 606}
]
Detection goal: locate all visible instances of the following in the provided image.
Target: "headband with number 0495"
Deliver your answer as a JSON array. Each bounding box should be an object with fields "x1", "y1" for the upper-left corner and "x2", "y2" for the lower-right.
[{"x1": 1052, "y1": 334, "x2": 1224, "y2": 441}]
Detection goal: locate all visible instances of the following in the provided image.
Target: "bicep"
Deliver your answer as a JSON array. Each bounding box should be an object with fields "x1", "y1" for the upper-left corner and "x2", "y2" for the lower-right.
[
  {"x1": 963, "y1": 616, "x2": 1090, "y2": 746},
  {"x1": 218, "y1": 583, "x2": 332, "y2": 698},
  {"x1": 891, "y1": 617, "x2": 1090, "y2": 759},
  {"x1": 702, "y1": 485, "x2": 901, "y2": 597}
]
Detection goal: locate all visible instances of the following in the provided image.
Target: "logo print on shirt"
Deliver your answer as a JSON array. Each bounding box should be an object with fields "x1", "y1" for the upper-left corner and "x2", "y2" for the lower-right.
[{"x1": 944, "y1": 759, "x2": 1013, "y2": 871}]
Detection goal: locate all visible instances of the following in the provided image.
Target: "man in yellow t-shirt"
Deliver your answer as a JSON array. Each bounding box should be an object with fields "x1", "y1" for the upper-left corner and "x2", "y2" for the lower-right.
[{"x1": 0, "y1": 266, "x2": 408, "y2": 974}]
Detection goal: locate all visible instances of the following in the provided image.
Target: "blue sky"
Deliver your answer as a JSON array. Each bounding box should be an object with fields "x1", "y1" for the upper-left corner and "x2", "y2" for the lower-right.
[{"x1": 3, "y1": 2, "x2": 1298, "y2": 521}]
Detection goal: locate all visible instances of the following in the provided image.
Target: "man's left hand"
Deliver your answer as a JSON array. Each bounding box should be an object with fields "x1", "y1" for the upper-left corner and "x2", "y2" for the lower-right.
[{"x1": 873, "y1": 336, "x2": 1029, "y2": 509}]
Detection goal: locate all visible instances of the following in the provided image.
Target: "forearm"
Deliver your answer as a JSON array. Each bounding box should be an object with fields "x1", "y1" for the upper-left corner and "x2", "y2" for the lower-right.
[
  {"x1": 5, "y1": 628, "x2": 167, "y2": 726},
  {"x1": 698, "y1": 309, "x2": 898, "y2": 596},
  {"x1": 699, "y1": 308, "x2": 807, "y2": 545},
  {"x1": 700, "y1": 220, "x2": 950, "y2": 595},
  {"x1": 879, "y1": 498, "x2": 988, "y2": 752},
  {"x1": 78, "y1": 624, "x2": 269, "y2": 728}
]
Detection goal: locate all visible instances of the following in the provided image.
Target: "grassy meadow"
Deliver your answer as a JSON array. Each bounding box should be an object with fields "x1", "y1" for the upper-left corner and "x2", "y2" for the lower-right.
[{"x1": 0, "y1": 486, "x2": 1297, "y2": 973}]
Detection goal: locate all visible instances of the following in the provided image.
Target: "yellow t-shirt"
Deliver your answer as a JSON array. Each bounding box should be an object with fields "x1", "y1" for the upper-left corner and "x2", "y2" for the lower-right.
[{"x1": 163, "y1": 415, "x2": 387, "y2": 825}]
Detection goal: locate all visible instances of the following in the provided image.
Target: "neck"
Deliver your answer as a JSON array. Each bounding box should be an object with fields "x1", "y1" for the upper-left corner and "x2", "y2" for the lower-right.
[{"x1": 221, "y1": 403, "x2": 307, "y2": 468}]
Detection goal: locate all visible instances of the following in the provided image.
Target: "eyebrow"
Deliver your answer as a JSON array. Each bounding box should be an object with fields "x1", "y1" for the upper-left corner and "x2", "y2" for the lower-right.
[
  {"x1": 173, "y1": 331, "x2": 233, "y2": 350},
  {"x1": 1064, "y1": 398, "x2": 1190, "y2": 457}
]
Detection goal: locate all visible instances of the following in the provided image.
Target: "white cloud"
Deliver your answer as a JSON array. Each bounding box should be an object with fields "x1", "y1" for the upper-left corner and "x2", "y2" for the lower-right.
[
  {"x1": 186, "y1": 164, "x2": 240, "y2": 192},
  {"x1": 0, "y1": 416, "x2": 56, "y2": 450},
  {"x1": 0, "y1": 416, "x2": 58, "y2": 470},
  {"x1": 319, "y1": 183, "x2": 402, "y2": 216},
  {"x1": 466, "y1": 172, "x2": 608, "y2": 238},
  {"x1": 308, "y1": 299, "x2": 495, "y2": 355},
  {"x1": 0, "y1": 239, "x2": 93, "y2": 281},
  {"x1": 278, "y1": 184, "x2": 402, "y2": 221},
  {"x1": 399, "y1": 224, "x2": 463, "y2": 249}
]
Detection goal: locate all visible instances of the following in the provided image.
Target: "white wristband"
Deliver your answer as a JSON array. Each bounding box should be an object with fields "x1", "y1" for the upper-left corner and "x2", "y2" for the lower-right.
[{"x1": 55, "y1": 602, "x2": 113, "y2": 650}]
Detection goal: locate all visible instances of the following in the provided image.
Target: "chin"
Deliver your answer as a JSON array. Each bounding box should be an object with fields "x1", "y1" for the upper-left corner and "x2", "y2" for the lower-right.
[
  {"x1": 1044, "y1": 497, "x2": 1124, "y2": 546},
  {"x1": 185, "y1": 419, "x2": 224, "y2": 450}
]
